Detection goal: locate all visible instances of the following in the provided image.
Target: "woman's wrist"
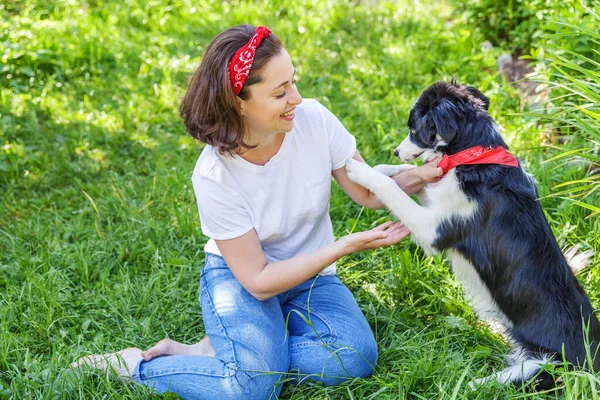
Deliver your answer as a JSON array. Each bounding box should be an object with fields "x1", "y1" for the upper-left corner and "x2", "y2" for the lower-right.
[
  {"x1": 394, "y1": 168, "x2": 425, "y2": 195},
  {"x1": 406, "y1": 167, "x2": 425, "y2": 185},
  {"x1": 396, "y1": 161, "x2": 442, "y2": 195},
  {"x1": 332, "y1": 237, "x2": 353, "y2": 258}
]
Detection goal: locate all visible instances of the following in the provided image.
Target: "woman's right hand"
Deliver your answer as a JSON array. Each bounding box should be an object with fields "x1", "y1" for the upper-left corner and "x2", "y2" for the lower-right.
[
  {"x1": 339, "y1": 221, "x2": 410, "y2": 254},
  {"x1": 412, "y1": 158, "x2": 443, "y2": 184}
]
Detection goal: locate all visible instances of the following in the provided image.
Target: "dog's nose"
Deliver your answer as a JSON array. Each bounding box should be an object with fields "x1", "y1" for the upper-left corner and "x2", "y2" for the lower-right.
[{"x1": 394, "y1": 149, "x2": 399, "y2": 157}]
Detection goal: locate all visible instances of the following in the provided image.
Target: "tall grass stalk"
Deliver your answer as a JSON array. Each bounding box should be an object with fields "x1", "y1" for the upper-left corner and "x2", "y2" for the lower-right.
[
  {"x1": 531, "y1": 5, "x2": 600, "y2": 216},
  {"x1": 1, "y1": 0, "x2": 598, "y2": 398}
]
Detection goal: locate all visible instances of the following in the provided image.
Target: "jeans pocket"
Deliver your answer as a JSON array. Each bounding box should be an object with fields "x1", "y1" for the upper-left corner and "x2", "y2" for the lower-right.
[
  {"x1": 200, "y1": 254, "x2": 230, "y2": 295},
  {"x1": 201, "y1": 253, "x2": 228, "y2": 273}
]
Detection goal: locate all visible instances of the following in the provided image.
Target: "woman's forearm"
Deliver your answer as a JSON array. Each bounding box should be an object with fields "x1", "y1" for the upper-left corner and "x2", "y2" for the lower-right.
[
  {"x1": 248, "y1": 220, "x2": 406, "y2": 300},
  {"x1": 250, "y1": 241, "x2": 350, "y2": 300}
]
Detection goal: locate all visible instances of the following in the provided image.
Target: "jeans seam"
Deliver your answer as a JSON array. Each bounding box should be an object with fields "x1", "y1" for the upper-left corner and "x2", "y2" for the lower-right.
[
  {"x1": 200, "y1": 271, "x2": 240, "y2": 369},
  {"x1": 289, "y1": 341, "x2": 331, "y2": 349},
  {"x1": 200, "y1": 253, "x2": 220, "y2": 277},
  {"x1": 135, "y1": 368, "x2": 247, "y2": 395},
  {"x1": 139, "y1": 369, "x2": 235, "y2": 379}
]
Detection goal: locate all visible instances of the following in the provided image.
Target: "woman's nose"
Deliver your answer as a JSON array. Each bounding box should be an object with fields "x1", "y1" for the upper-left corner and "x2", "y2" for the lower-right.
[{"x1": 289, "y1": 86, "x2": 302, "y2": 105}]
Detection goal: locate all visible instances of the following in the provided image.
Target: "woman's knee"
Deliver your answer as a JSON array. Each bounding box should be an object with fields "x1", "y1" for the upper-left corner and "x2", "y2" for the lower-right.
[
  {"x1": 341, "y1": 340, "x2": 378, "y2": 377},
  {"x1": 356, "y1": 334, "x2": 378, "y2": 373},
  {"x1": 342, "y1": 324, "x2": 378, "y2": 368},
  {"x1": 232, "y1": 347, "x2": 290, "y2": 399},
  {"x1": 188, "y1": 368, "x2": 285, "y2": 400},
  {"x1": 237, "y1": 369, "x2": 286, "y2": 400},
  {"x1": 297, "y1": 338, "x2": 378, "y2": 386},
  {"x1": 327, "y1": 334, "x2": 379, "y2": 383}
]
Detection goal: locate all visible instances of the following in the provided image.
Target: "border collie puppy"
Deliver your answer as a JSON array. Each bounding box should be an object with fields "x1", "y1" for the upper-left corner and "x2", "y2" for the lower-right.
[{"x1": 345, "y1": 81, "x2": 599, "y2": 389}]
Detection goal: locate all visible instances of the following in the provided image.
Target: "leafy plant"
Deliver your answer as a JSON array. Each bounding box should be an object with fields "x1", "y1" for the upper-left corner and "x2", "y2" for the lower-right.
[
  {"x1": 528, "y1": 4, "x2": 600, "y2": 216},
  {"x1": 452, "y1": 0, "x2": 592, "y2": 54}
]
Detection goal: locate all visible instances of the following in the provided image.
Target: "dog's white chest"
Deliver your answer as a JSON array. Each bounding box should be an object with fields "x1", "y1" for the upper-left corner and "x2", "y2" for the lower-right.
[
  {"x1": 405, "y1": 171, "x2": 478, "y2": 253},
  {"x1": 423, "y1": 170, "x2": 474, "y2": 212}
]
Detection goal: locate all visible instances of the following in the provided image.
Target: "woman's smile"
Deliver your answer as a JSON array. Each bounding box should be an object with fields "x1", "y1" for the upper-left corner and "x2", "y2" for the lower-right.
[{"x1": 280, "y1": 108, "x2": 295, "y2": 121}]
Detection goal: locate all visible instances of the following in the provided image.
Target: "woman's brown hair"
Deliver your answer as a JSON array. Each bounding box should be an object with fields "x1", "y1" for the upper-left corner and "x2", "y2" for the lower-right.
[{"x1": 180, "y1": 25, "x2": 284, "y2": 155}]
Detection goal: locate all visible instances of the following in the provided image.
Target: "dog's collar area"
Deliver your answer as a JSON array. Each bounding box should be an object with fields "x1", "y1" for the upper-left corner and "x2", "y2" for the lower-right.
[{"x1": 438, "y1": 146, "x2": 519, "y2": 174}]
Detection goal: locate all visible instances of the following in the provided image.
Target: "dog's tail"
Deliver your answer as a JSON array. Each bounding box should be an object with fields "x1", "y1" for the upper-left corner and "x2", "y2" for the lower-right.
[{"x1": 564, "y1": 245, "x2": 595, "y2": 275}]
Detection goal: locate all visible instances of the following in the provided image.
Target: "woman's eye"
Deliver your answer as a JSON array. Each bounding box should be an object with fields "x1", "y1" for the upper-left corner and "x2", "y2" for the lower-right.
[{"x1": 275, "y1": 80, "x2": 296, "y2": 98}]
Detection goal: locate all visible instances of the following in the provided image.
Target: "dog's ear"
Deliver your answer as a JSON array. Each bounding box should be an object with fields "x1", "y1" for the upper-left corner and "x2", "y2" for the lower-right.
[
  {"x1": 466, "y1": 86, "x2": 490, "y2": 110},
  {"x1": 429, "y1": 100, "x2": 459, "y2": 143}
]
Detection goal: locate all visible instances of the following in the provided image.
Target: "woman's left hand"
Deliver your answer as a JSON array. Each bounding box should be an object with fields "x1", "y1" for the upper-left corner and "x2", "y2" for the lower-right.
[{"x1": 339, "y1": 221, "x2": 410, "y2": 253}]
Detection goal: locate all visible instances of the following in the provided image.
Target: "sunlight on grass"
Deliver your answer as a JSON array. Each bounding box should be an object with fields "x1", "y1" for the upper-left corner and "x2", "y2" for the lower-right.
[{"x1": 1, "y1": 0, "x2": 598, "y2": 399}]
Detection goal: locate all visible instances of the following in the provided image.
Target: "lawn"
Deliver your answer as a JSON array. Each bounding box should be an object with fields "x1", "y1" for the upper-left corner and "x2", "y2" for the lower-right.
[{"x1": 1, "y1": 0, "x2": 599, "y2": 399}]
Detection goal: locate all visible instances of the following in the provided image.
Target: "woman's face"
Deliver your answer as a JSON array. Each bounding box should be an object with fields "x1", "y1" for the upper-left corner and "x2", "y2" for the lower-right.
[{"x1": 239, "y1": 48, "x2": 303, "y2": 141}]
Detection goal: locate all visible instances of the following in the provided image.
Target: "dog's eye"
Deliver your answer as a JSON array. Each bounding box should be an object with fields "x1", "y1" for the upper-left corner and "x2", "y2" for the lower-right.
[{"x1": 430, "y1": 133, "x2": 437, "y2": 142}]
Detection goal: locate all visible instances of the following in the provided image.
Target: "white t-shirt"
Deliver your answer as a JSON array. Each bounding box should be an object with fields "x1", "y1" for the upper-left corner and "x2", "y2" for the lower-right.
[{"x1": 191, "y1": 99, "x2": 356, "y2": 276}]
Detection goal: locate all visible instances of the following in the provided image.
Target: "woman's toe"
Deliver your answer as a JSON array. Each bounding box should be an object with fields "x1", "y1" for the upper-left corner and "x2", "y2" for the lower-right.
[{"x1": 143, "y1": 338, "x2": 173, "y2": 361}]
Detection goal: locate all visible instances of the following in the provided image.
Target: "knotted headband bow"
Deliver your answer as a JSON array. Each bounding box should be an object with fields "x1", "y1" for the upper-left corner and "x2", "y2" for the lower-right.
[
  {"x1": 228, "y1": 26, "x2": 272, "y2": 95},
  {"x1": 438, "y1": 145, "x2": 519, "y2": 174}
]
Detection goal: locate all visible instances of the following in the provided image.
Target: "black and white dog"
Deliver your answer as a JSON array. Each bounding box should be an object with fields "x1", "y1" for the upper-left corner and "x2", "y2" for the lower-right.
[{"x1": 346, "y1": 81, "x2": 599, "y2": 389}]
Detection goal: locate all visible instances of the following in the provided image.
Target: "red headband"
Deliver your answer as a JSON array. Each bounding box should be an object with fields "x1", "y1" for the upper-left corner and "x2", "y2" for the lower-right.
[{"x1": 228, "y1": 26, "x2": 272, "y2": 95}]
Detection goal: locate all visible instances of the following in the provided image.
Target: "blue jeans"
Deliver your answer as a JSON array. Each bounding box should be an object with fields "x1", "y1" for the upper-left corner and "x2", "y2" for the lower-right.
[{"x1": 132, "y1": 253, "x2": 378, "y2": 399}]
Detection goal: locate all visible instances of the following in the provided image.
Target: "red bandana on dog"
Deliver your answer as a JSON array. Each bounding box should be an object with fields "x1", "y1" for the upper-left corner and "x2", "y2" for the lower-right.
[
  {"x1": 228, "y1": 26, "x2": 271, "y2": 95},
  {"x1": 438, "y1": 146, "x2": 519, "y2": 174}
]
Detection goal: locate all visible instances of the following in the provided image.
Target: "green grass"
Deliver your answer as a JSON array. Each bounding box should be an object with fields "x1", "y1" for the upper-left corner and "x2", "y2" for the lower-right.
[{"x1": 1, "y1": 0, "x2": 599, "y2": 399}]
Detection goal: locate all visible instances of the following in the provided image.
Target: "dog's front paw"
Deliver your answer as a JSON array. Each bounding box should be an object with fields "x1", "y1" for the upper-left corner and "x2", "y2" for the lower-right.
[
  {"x1": 374, "y1": 164, "x2": 416, "y2": 177},
  {"x1": 346, "y1": 159, "x2": 390, "y2": 191},
  {"x1": 468, "y1": 378, "x2": 484, "y2": 391}
]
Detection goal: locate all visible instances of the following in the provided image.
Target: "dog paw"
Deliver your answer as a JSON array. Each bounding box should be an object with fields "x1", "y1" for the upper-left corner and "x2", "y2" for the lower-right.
[
  {"x1": 346, "y1": 159, "x2": 388, "y2": 190},
  {"x1": 374, "y1": 164, "x2": 416, "y2": 177},
  {"x1": 468, "y1": 374, "x2": 500, "y2": 391},
  {"x1": 468, "y1": 378, "x2": 484, "y2": 391}
]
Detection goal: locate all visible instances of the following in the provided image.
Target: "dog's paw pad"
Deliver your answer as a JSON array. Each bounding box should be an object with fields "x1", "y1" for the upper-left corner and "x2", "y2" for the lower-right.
[
  {"x1": 345, "y1": 160, "x2": 373, "y2": 185},
  {"x1": 468, "y1": 376, "x2": 493, "y2": 391}
]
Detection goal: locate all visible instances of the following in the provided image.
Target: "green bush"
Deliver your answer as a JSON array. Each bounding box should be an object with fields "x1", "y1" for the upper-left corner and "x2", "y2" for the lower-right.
[
  {"x1": 453, "y1": 0, "x2": 591, "y2": 54},
  {"x1": 530, "y1": 5, "x2": 600, "y2": 216},
  {"x1": 454, "y1": 0, "x2": 600, "y2": 215}
]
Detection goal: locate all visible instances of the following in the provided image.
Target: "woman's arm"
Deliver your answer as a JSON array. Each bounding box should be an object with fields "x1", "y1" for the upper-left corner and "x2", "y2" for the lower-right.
[
  {"x1": 332, "y1": 151, "x2": 442, "y2": 209},
  {"x1": 215, "y1": 221, "x2": 409, "y2": 301}
]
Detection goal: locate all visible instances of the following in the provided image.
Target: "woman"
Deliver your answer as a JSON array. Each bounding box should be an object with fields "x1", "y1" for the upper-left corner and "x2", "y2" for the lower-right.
[{"x1": 75, "y1": 25, "x2": 442, "y2": 399}]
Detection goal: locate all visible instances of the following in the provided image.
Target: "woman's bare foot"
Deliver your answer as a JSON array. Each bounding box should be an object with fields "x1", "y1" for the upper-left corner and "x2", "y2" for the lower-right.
[
  {"x1": 142, "y1": 336, "x2": 216, "y2": 361},
  {"x1": 71, "y1": 347, "x2": 143, "y2": 380}
]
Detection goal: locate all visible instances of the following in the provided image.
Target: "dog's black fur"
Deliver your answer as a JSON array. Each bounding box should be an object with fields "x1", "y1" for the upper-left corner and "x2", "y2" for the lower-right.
[{"x1": 410, "y1": 81, "x2": 600, "y2": 388}]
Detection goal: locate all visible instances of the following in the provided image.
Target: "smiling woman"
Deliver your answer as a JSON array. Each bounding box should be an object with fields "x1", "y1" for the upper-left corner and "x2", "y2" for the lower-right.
[
  {"x1": 235, "y1": 49, "x2": 301, "y2": 165},
  {"x1": 72, "y1": 24, "x2": 442, "y2": 400}
]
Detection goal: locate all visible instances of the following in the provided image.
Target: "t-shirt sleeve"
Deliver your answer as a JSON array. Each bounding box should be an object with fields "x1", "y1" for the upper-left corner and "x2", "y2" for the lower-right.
[
  {"x1": 192, "y1": 176, "x2": 253, "y2": 240},
  {"x1": 318, "y1": 102, "x2": 357, "y2": 170}
]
